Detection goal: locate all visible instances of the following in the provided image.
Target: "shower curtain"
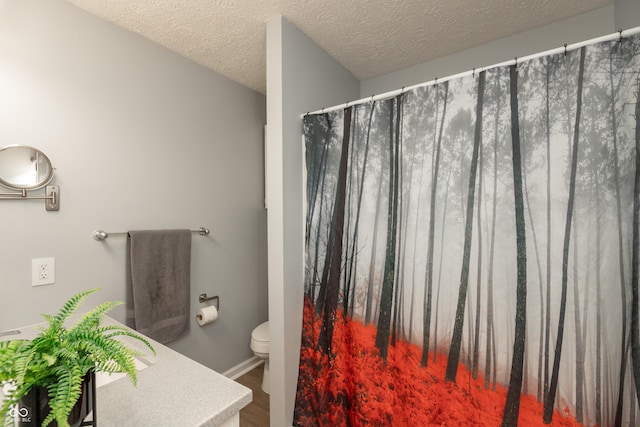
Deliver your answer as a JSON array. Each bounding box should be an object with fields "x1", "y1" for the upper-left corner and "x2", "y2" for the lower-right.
[{"x1": 295, "y1": 34, "x2": 640, "y2": 426}]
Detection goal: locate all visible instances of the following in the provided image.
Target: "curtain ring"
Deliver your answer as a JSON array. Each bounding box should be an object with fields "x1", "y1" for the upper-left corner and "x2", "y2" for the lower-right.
[
  {"x1": 563, "y1": 44, "x2": 567, "y2": 57},
  {"x1": 514, "y1": 57, "x2": 518, "y2": 70},
  {"x1": 472, "y1": 68, "x2": 476, "y2": 78},
  {"x1": 619, "y1": 28, "x2": 624, "y2": 43}
]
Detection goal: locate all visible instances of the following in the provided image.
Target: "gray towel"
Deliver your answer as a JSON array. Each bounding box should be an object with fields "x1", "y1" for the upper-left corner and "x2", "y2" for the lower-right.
[{"x1": 125, "y1": 229, "x2": 191, "y2": 344}]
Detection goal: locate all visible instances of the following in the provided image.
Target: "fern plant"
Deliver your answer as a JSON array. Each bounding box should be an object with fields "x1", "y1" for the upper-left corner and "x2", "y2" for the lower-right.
[{"x1": 0, "y1": 288, "x2": 155, "y2": 427}]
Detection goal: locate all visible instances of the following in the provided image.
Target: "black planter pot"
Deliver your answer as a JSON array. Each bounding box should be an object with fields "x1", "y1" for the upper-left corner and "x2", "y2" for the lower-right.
[{"x1": 13, "y1": 371, "x2": 96, "y2": 427}]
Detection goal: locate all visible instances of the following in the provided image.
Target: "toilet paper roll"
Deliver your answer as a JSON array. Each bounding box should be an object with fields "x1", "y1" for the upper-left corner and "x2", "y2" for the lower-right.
[{"x1": 196, "y1": 305, "x2": 218, "y2": 326}]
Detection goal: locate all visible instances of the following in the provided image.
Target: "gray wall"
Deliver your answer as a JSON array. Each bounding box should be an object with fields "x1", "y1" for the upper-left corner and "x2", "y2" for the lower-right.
[
  {"x1": 0, "y1": 0, "x2": 268, "y2": 374},
  {"x1": 616, "y1": 0, "x2": 640, "y2": 30},
  {"x1": 361, "y1": 5, "x2": 616, "y2": 96},
  {"x1": 266, "y1": 16, "x2": 359, "y2": 426}
]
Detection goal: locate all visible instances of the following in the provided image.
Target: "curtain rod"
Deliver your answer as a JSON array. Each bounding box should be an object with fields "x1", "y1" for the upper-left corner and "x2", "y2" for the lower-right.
[{"x1": 302, "y1": 26, "x2": 640, "y2": 118}]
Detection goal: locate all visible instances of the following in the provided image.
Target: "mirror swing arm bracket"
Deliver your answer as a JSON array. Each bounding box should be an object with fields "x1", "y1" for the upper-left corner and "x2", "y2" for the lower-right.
[
  {"x1": 0, "y1": 185, "x2": 60, "y2": 211},
  {"x1": 45, "y1": 185, "x2": 59, "y2": 211}
]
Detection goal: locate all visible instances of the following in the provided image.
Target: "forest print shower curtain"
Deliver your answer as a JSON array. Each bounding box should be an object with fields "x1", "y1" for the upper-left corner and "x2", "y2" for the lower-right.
[{"x1": 295, "y1": 34, "x2": 640, "y2": 426}]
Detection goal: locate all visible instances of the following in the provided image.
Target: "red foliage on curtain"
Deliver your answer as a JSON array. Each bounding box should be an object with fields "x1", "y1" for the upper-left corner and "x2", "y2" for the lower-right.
[{"x1": 294, "y1": 297, "x2": 585, "y2": 427}]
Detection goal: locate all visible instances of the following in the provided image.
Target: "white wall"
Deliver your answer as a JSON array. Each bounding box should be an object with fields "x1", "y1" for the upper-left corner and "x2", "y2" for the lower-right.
[
  {"x1": 266, "y1": 16, "x2": 360, "y2": 426},
  {"x1": 0, "y1": 0, "x2": 268, "y2": 374},
  {"x1": 361, "y1": 5, "x2": 616, "y2": 96}
]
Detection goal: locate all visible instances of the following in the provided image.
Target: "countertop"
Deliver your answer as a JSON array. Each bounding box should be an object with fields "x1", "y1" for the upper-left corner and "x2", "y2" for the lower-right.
[{"x1": 0, "y1": 316, "x2": 252, "y2": 427}]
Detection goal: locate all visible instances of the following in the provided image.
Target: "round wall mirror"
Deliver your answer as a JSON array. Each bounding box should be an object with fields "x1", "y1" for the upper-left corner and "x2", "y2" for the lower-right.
[{"x1": 0, "y1": 145, "x2": 55, "y2": 190}]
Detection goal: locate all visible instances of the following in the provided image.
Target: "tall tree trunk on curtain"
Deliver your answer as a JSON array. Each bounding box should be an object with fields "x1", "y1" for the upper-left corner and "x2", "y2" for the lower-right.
[
  {"x1": 595, "y1": 163, "x2": 603, "y2": 427},
  {"x1": 573, "y1": 214, "x2": 586, "y2": 424},
  {"x1": 612, "y1": 50, "x2": 629, "y2": 427},
  {"x1": 342, "y1": 113, "x2": 357, "y2": 316},
  {"x1": 485, "y1": 74, "x2": 501, "y2": 389},
  {"x1": 472, "y1": 126, "x2": 484, "y2": 380},
  {"x1": 631, "y1": 75, "x2": 640, "y2": 412},
  {"x1": 306, "y1": 114, "x2": 333, "y2": 304},
  {"x1": 501, "y1": 64, "x2": 528, "y2": 427},
  {"x1": 446, "y1": 71, "x2": 486, "y2": 382},
  {"x1": 315, "y1": 155, "x2": 338, "y2": 318},
  {"x1": 345, "y1": 103, "x2": 375, "y2": 317},
  {"x1": 392, "y1": 104, "x2": 406, "y2": 346},
  {"x1": 544, "y1": 56, "x2": 553, "y2": 402},
  {"x1": 492, "y1": 313, "x2": 498, "y2": 390},
  {"x1": 310, "y1": 140, "x2": 330, "y2": 302},
  {"x1": 543, "y1": 46, "x2": 585, "y2": 424},
  {"x1": 305, "y1": 117, "x2": 330, "y2": 250},
  {"x1": 376, "y1": 95, "x2": 402, "y2": 361},
  {"x1": 520, "y1": 105, "x2": 545, "y2": 404},
  {"x1": 315, "y1": 186, "x2": 336, "y2": 316},
  {"x1": 365, "y1": 113, "x2": 388, "y2": 325},
  {"x1": 318, "y1": 107, "x2": 352, "y2": 355},
  {"x1": 422, "y1": 81, "x2": 449, "y2": 367},
  {"x1": 409, "y1": 98, "x2": 433, "y2": 341},
  {"x1": 434, "y1": 165, "x2": 452, "y2": 364}
]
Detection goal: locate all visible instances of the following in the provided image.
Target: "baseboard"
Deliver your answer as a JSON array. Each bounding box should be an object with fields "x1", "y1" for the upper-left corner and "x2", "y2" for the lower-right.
[{"x1": 223, "y1": 355, "x2": 264, "y2": 380}]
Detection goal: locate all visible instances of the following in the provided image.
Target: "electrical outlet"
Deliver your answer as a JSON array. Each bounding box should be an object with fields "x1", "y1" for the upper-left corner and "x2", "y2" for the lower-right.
[{"x1": 32, "y1": 257, "x2": 55, "y2": 286}]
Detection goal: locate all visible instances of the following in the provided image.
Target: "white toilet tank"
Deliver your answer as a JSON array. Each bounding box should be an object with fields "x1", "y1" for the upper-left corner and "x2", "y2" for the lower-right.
[{"x1": 250, "y1": 321, "x2": 269, "y2": 355}]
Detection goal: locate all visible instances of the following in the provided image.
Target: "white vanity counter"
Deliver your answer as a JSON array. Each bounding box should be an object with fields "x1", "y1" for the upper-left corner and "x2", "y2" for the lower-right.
[{"x1": 1, "y1": 316, "x2": 252, "y2": 427}]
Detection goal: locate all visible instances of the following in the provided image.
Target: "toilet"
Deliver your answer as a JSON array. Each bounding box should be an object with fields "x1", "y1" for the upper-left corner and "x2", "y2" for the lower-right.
[{"x1": 250, "y1": 321, "x2": 270, "y2": 394}]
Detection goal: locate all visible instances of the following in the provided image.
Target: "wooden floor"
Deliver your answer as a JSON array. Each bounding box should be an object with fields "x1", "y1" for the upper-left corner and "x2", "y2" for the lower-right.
[{"x1": 236, "y1": 364, "x2": 270, "y2": 427}]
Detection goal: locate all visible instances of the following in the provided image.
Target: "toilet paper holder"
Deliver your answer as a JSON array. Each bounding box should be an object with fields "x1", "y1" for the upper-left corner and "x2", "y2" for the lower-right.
[{"x1": 198, "y1": 293, "x2": 219, "y2": 310}]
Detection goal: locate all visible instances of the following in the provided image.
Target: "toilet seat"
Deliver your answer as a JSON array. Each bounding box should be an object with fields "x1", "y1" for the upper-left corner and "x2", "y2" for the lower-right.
[{"x1": 251, "y1": 321, "x2": 269, "y2": 354}]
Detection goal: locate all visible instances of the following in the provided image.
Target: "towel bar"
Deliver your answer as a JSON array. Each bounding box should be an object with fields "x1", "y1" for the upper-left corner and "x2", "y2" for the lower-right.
[{"x1": 92, "y1": 227, "x2": 209, "y2": 241}]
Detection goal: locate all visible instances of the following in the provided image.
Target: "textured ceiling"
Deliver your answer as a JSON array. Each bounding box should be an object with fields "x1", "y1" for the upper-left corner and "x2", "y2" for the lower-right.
[{"x1": 64, "y1": 0, "x2": 612, "y2": 94}]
